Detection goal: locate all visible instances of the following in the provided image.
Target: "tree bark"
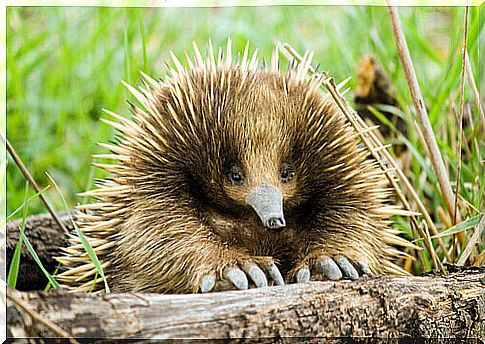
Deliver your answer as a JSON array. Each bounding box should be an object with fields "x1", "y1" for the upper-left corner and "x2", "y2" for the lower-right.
[{"x1": 6, "y1": 266, "x2": 485, "y2": 341}]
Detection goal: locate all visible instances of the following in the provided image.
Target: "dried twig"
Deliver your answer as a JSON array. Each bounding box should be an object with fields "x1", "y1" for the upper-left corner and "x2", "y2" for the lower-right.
[
  {"x1": 0, "y1": 131, "x2": 68, "y2": 233},
  {"x1": 277, "y1": 42, "x2": 449, "y2": 270},
  {"x1": 387, "y1": 5, "x2": 460, "y2": 224},
  {"x1": 7, "y1": 288, "x2": 79, "y2": 343}
]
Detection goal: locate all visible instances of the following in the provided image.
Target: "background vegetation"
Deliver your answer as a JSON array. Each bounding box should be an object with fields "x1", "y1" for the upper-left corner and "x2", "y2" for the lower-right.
[{"x1": 6, "y1": 6, "x2": 484, "y2": 274}]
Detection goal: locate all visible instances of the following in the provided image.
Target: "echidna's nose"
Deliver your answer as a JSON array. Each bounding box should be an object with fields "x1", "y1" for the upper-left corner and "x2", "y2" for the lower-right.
[
  {"x1": 266, "y1": 216, "x2": 286, "y2": 230},
  {"x1": 246, "y1": 182, "x2": 286, "y2": 232}
]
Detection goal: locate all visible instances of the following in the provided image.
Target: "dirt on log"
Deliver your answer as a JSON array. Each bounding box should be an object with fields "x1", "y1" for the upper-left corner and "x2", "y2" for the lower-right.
[
  {"x1": 5, "y1": 213, "x2": 485, "y2": 341},
  {"x1": 5, "y1": 267, "x2": 485, "y2": 341}
]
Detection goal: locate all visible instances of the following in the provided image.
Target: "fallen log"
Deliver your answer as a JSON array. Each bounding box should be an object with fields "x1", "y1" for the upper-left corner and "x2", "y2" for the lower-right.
[
  {"x1": 6, "y1": 266, "x2": 485, "y2": 341},
  {"x1": 5, "y1": 213, "x2": 485, "y2": 340},
  {"x1": 5, "y1": 213, "x2": 71, "y2": 291}
]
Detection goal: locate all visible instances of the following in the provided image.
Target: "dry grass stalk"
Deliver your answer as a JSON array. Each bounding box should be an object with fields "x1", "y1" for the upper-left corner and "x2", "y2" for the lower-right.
[
  {"x1": 6, "y1": 288, "x2": 79, "y2": 343},
  {"x1": 456, "y1": 215, "x2": 484, "y2": 266},
  {"x1": 0, "y1": 131, "x2": 68, "y2": 233},
  {"x1": 277, "y1": 42, "x2": 448, "y2": 270},
  {"x1": 465, "y1": 51, "x2": 485, "y2": 127},
  {"x1": 452, "y1": 5, "x2": 470, "y2": 256},
  {"x1": 387, "y1": 5, "x2": 460, "y2": 224}
]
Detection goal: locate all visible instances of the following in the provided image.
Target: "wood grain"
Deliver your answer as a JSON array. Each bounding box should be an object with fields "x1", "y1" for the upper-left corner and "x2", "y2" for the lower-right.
[{"x1": 6, "y1": 266, "x2": 485, "y2": 341}]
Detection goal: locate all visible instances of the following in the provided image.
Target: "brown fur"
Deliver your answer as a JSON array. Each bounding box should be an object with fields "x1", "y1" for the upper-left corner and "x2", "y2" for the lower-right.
[{"x1": 56, "y1": 41, "x2": 412, "y2": 293}]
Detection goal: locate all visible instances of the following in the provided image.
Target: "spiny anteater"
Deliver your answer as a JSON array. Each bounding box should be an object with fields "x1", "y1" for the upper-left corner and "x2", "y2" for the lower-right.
[{"x1": 56, "y1": 40, "x2": 414, "y2": 293}]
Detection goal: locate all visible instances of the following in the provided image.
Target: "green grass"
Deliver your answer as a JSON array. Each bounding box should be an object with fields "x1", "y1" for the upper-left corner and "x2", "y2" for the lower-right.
[
  {"x1": 7, "y1": 182, "x2": 29, "y2": 289},
  {"x1": 6, "y1": 5, "x2": 484, "y2": 273}
]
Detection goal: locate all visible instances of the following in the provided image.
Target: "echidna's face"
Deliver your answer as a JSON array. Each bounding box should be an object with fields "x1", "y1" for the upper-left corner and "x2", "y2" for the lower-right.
[
  {"x1": 209, "y1": 76, "x2": 303, "y2": 232},
  {"x1": 222, "y1": 152, "x2": 298, "y2": 231},
  {"x1": 115, "y1": 58, "x2": 338, "y2": 234}
]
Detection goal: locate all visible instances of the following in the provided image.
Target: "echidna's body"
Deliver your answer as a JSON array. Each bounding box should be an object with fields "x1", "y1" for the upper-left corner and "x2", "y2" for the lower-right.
[{"x1": 57, "y1": 41, "x2": 412, "y2": 293}]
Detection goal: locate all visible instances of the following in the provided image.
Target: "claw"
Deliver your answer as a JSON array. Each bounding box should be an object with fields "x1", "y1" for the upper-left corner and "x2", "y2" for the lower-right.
[
  {"x1": 316, "y1": 256, "x2": 342, "y2": 280},
  {"x1": 334, "y1": 256, "x2": 359, "y2": 280},
  {"x1": 200, "y1": 274, "x2": 215, "y2": 293},
  {"x1": 244, "y1": 265, "x2": 268, "y2": 288},
  {"x1": 357, "y1": 259, "x2": 372, "y2": 276},
  {"x1": 296, "y1": 267, "x2": 310, "y2": 283},
  {"x1": 225, "y1": 268, "x2": 249, "y2": 290},
  {"x1": 264, "y1": 262, "x2": 285, "y2": 286}
]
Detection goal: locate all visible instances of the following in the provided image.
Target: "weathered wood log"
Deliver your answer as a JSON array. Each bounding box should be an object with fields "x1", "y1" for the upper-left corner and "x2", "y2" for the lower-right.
[
  {"x1": 6, "y1": 266, "x2": 485, "y2": 341},
  {"x1": 5, "y1": 213, "x2": 72, "y2": 291}
]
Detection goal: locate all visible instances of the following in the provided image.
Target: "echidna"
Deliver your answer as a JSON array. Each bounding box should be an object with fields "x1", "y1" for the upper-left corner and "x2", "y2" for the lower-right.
[{"x1": 56, "y1": 40, "x2": 413, "y2": 294}]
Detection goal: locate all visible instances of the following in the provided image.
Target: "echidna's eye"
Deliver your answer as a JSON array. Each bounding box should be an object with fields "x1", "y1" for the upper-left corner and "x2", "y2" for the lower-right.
[
  {"x1": 228, "y1": 166, "x2": 244, "y2": 185},
  {"x1": 280, "y1": 163, "x2": 294, "y2": 183}
]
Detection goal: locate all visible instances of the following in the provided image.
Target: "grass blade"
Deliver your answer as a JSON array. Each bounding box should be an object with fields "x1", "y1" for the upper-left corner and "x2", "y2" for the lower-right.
[
  {"x1": 138, "y1": 10, "x2": 148, "y2": 73},
  {"x1": 1, "y1": 131, "x2": 68, "y2": 233},
  {"x1": 44, "y1": 267, "x2": 59, "y2": 292},
  {"x1": 3, "y1": 185, "x2": 50, "y2": 225},
  {"x1": 7, "y1": 182, "x2": 30, "y2": 288},
  {"x1": 46, "y1": 172, "x2": 111, "y2": 293},
  {"x1": 456, "y1": 214, "x2": 484, "y2": 266},
  {"x1": 430, "y1": 214, "x2": 484, "y2": 239},
  {"x1": 19, "y1": 230, "x2": 61, "y2": 289}
]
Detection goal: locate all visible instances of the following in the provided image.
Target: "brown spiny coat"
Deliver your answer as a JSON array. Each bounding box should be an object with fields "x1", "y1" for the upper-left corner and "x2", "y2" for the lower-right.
[{"x1": 56, "y1": 42, "x2": 411, "y2": 293}]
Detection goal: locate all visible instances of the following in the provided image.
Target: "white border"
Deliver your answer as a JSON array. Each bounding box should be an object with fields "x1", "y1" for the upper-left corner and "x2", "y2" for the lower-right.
[{"x1": 1, "y1": 1, "x2": 482, "y2": 342}]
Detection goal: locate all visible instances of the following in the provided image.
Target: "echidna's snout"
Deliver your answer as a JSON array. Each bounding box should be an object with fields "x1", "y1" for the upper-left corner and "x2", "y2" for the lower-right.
[{"x1": 246, "y1": 182, "x2": 286, "y2": 231}]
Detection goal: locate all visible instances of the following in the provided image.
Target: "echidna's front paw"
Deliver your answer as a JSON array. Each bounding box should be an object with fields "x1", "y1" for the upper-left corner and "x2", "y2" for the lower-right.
[
  {"x1": 293, "y1": 255, "x2": 372, "y2": 283},
  {"x1": 199, "y1": 258, "x2": 285, "y2": 293}
]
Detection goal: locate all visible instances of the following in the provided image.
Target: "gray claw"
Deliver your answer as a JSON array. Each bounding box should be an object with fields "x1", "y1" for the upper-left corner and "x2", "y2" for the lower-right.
[
  {"x1": 264, "y1": 262, "x2": 285, "y2": 286},
  {"x1": 226, "y1": 268, "x2": 249, "y2": 290},
  {"x1": 244, "y1": 265, "x2": 268, "y2": 288},
  {"x1": 357, "y1": 259, "x2": 373, "y2": 276},
  {"x1": 296, "y1": 267, "x2": 310, "y2": 283},
  {"x1": 316, "y1": 256, "x2": 343, "y2": 280},
  {"x1": 334, "y1": 256, "x2": 359, "y2": 280},
  {"x1": 200, "y1": 274, "x2": 215, "y2": 293}
]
